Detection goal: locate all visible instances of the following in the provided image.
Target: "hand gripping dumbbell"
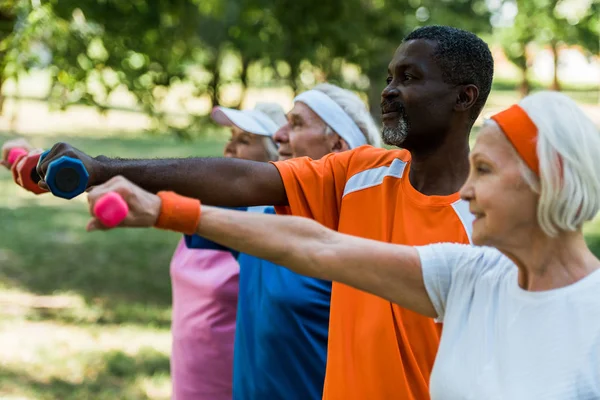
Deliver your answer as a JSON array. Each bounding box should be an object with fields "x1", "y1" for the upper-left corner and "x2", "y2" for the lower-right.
[
  {"x1": 93, "y1": 192, "x2": 129, "y2": 228},
  {"x1": 10, "y1": 149, "x2": 128, "y2": 226},
  {"x1": 37, "y1": 150, "x2": 90, "y2": 199},
  {"x1": 7, "y1": 148, "x2": 47, "y2": 195}
]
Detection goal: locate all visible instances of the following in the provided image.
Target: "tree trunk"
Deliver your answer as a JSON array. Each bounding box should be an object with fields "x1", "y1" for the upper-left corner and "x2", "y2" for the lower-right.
[
  {"x1": 209, "y1": 68, "x2": 220, "y2": 108},
  {"x1": 367, "y1": 69, "x2": 382, "y2": 126},
  {"x1": 0, "y1": 74, "x2": 5, "y2": 115},
  {"x1": 518, "y1": 41, "x2": 530, "y2": 97},
  {"x1": 550, "y1": 40, "x2": 561, "y2": 91},
  {"x1": 235, "y1": 57, "x2": 250, "y2": 109},
  {"x1": 289, "y1": 61, "x2": 299, "y2": 96},
  {"x1": 365, "y1": 56, "x2": 391, "y2": 126},
  {"x1": 519, "y1": 61, "x2": 530, "y2": 97},
  {"x1": 208, "y1": 51, "x2": 222, "y2": 108}
]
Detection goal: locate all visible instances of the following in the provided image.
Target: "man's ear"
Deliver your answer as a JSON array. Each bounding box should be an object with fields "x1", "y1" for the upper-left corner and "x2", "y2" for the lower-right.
[
  {"x1": 455, "y1": 84, "x2": 479, "y2": 114},
  {"x1": 329, "y1": 131, "x2": 350, "y2": 153}
]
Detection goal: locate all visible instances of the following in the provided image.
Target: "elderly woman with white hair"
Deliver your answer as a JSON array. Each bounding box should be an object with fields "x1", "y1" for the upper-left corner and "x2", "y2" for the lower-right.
[{"x1": 87, "y1": 91, "x2": 600, "y2": 398}]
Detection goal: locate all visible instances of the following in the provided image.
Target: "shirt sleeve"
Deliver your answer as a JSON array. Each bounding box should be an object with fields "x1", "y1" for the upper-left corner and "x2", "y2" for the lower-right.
[
  {"x1": 183, "y1": 234, "x2": 239, "y2": 259},
  {"x1": 183, "y1": 206, "x2": 248, "y2": 258},
  {"x1": 416, "y1": 243, "x2": 504, "y2": 322},
  {"x1": 271, "y1": 151, "x2": 353, "y2": 229}
]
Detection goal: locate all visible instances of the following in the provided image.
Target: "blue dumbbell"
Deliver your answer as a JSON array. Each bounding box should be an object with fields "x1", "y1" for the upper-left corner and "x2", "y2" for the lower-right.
[{"x1": 37, "y1": 150, "x2": 90, "y2": 199}]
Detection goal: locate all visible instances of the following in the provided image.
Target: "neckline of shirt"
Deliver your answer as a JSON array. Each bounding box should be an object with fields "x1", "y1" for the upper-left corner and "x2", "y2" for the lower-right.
[
  {"x1": 508, "y1": 266, "x2": 600, "y2": 301},
  {"x1": 400, "y1": 160, "x2": 462, "y2": 207}
]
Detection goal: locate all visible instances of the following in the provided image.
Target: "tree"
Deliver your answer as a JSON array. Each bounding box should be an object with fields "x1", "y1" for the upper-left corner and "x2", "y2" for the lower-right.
[
  {"x1": 499, "y1": 0, "x2": 537, "y2": 96},
  {"x1": 545, "y1": 0, "x2": 600, "y2": 91},
  {"x1": 343, "y1": 0, "x2": 492, "y2": 122},
  {"x1": 0, "y1": 0, "x2": 19, "y2": 113},
  {"x1": 501, "y1": 0, "x2": 599, "y2": 94},
  {"x1": 2, "y1": 0, "x2": 494, "y2": 135}
]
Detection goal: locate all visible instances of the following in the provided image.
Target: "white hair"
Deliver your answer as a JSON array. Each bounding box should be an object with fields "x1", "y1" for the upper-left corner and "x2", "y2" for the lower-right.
[
  {"x1": 262, "y1": 136, "x2": 279, "y2": 161},
  {"x1": 254, "y1": 102, "x2": 287, "y2": 128},
  {"x1": 504, "y1": 91, "x2": 600, "y2": 237},
  {"x1": 253, "y1": 102, "x2": 284, "y2": 161},
  {"x1": 312, "y1": 83, "x2": 382, "y2": 147}
]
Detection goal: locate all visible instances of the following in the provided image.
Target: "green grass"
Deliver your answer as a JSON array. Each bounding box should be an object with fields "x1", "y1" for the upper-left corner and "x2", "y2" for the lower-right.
[
  {"x1": 0, "y1": 131, "x2": 227, "y2": 399},
  {"x1": 0, "y1": 90, "x2": 599, "y2": 398}
]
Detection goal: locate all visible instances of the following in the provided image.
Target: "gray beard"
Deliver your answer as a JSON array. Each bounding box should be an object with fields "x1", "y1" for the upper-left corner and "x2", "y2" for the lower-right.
[{"x1": 382, "y1": 115, "x2": 408, "y2": 147}]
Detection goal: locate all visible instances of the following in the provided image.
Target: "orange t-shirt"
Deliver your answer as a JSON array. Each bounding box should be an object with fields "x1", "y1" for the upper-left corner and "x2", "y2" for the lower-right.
[{"x1": 273, "y1": 145, "x2": 473, "y2": 400}]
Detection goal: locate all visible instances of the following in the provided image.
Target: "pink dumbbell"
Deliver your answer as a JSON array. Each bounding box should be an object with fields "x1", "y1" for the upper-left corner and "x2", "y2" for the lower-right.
[
  {"x1": 7, "y1": 148, "x2": 28, "y2": 166},
  {"x1": 93, "y1": 191, "x2": 129, "y2": 228}
]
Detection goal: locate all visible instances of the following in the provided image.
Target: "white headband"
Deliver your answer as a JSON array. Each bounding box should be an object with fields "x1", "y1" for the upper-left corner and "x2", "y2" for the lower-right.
[{"x1": 294, "y1": 90, "x2": 367, "y2": 149}]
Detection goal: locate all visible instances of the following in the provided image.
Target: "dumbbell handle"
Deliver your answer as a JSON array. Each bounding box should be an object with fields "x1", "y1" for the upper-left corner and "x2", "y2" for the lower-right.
[
  {"x1": 38, "y1": 150, "x2": 90, "y2": 200},
  {"x1": 7, "y1": 148, "x2": 28, "y2": 166},
  {"x1": 93, "y1": 192, "x2": 129, "y2": 228}
]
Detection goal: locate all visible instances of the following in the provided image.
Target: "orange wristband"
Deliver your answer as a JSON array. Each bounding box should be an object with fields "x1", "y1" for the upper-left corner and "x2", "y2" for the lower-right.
[{"x1": 154, "y1": 191, "x2": 201, "y2": 235}]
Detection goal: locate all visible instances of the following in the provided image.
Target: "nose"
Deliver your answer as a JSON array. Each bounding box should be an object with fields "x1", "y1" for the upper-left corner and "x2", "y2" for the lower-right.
[
  {"x1": 273, "y1": 123, "x2": 291, "y2": 145},
  {"x1": 223, "y1": 141, "x2": 236, "y2": 157},
  {"x1": 381, "y1": 82, "x2": 400, "y2": 101},
  {"x1": 459, "y1": 176, "x2": 474, "y2": 202}
]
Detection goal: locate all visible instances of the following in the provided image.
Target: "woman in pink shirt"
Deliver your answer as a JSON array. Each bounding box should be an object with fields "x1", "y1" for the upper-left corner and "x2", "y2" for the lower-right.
[{"x1": 169, "y1": 103, "x2": 285, "y2": 399}]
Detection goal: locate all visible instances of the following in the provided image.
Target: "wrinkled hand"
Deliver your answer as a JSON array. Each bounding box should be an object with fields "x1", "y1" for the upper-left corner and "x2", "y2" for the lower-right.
[
  {"x1": 37, "y1": 142, "x2": 104, "y2": 190},
  {"x1": 1, "y1": 138, "x2": 36, "y2": 168},
  {"x1": 86, "y1": 176, "x2": 161, "y2": 232}
]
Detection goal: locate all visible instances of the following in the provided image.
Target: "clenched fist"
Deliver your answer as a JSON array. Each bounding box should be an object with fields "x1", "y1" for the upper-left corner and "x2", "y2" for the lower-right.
[{"x1": 86, "y1": 176, "x2": 161, "y2": 231}]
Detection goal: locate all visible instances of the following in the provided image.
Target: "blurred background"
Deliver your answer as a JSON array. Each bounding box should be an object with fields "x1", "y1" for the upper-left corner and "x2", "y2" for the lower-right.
[{"x1": 0, "y1": 0, "x2": 598, "y2": 398}]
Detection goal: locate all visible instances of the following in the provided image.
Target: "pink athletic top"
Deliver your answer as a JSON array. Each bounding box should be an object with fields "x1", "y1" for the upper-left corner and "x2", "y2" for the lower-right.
[{"x1": 169, "y1": 238, "x2": 239, "y2": 400}]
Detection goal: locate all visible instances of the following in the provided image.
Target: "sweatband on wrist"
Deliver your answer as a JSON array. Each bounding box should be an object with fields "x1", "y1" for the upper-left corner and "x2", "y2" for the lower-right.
[{"x1": 154, "y1": 191, "x2": 201, "y2": 235}]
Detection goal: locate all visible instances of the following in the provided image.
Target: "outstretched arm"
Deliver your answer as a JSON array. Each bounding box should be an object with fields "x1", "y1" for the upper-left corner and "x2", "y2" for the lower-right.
[
  {"x1": 86, "y1": 176, "x2": 437, "y2": 318},
  {"x1": 36, "y1": 142, "x2": 287, "y2": 206},
  {"x1": 196, "y1": 206, "x2": 436, "y2": 317}
]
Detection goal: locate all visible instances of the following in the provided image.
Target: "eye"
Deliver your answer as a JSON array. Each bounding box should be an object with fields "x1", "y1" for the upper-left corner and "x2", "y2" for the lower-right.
[
  {"x1": 402, "y1": 72, "x2": 414, "y2": 82},
  {"x1": 386, "y1": 76, "x2": 393, "y2": 85},
  {"x1": 475, "y1": 164, "x2": 491, "y2": 174}
]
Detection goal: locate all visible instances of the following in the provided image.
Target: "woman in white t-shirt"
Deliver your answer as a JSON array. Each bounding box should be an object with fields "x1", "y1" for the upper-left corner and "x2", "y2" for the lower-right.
[{"x1": 87, "y1": 91, "x2": 600, "y2": 399}]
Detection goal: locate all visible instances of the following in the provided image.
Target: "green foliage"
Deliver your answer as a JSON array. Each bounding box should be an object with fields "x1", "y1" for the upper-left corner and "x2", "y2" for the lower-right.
[
  {"x1": 0, "y1": 0, "x2": 595, "y2": 135},
  {"x1": 499, "y1": 0, "x2": 599, "y2": 94}
]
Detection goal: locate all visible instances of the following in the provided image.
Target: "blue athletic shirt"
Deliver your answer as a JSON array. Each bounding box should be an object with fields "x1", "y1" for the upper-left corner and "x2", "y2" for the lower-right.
[{"x1": 185, "y1": 206, "x2": 331, "y2": 400}]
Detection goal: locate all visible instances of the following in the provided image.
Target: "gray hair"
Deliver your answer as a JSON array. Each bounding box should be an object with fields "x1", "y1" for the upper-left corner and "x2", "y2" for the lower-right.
[
  {"x1": 262, "y1": 136, "x2": 279, "y2": 161},
  {"x1": 254, "y1": 102, "x2": 284, "y2": 161},
  {"x1": 312, "y1": 83, "x2": 382, "y2": 147}
]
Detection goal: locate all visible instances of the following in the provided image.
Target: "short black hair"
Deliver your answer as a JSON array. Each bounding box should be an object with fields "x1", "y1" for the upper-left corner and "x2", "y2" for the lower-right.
[{"x1": 404, "y1": 25, "x2": 494, "y2": 122}]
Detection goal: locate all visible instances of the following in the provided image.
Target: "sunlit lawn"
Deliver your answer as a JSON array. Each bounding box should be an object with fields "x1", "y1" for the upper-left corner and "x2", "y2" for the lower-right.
[
  {"x1": 0, "y1": 89, "x2": 598, "y2": 399},
  {"x1": 0, "y1": 131, "x2": 227, "y2": 399}
]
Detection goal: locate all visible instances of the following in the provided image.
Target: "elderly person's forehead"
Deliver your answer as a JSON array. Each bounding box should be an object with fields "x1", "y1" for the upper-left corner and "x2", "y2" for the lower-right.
[
  {"x1": 288, "y1": 102, "x2": 324, "y2": 123},
  {"x1": 231, "y1": 125, "x2": 257, "y2": 136},
  {"x1": 471, "y1": 123, "x2": 520, "y2": 161},
  {"x1": 389, "y1": 39, "x2": 438, "y2": 73}
]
